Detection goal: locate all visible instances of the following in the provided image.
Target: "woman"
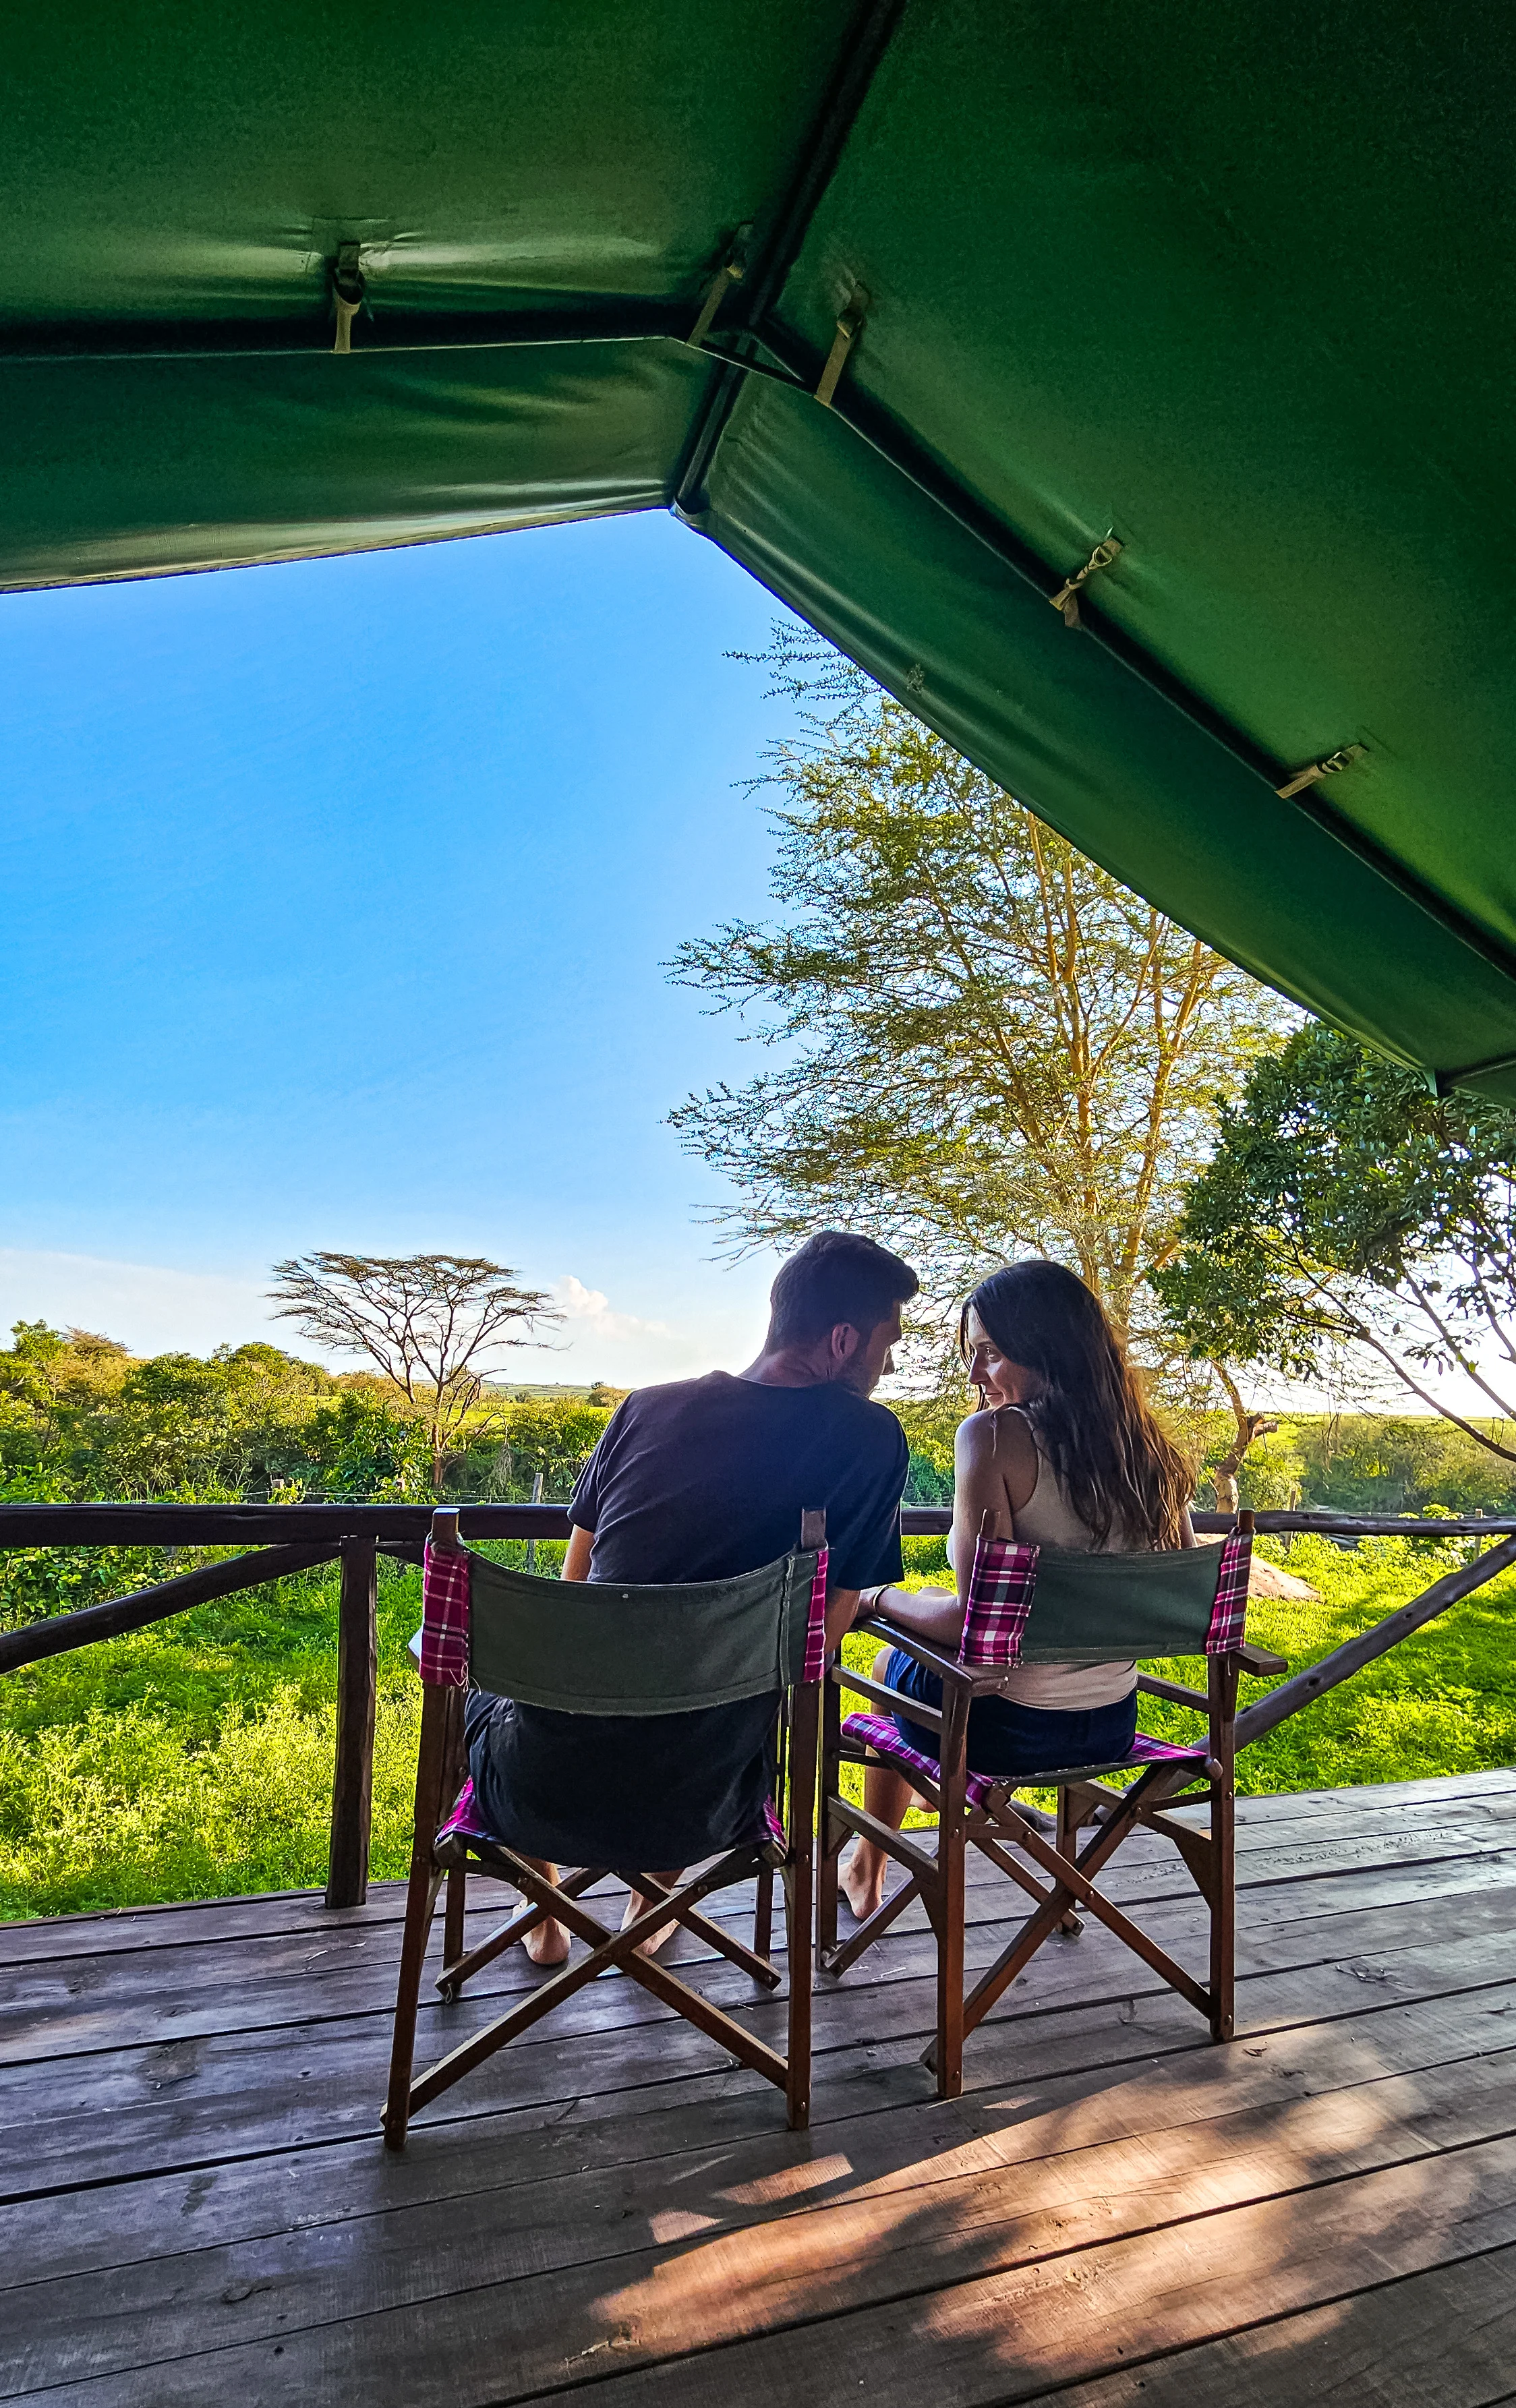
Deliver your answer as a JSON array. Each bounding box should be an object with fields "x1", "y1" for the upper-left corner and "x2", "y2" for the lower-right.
[{"x1": 842, "y1": 1259, "x2": 1195, "y2": 1922}]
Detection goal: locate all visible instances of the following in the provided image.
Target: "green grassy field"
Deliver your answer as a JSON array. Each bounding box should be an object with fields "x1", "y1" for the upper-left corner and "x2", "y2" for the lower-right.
[{"x1": 1, "y1": 1535, "x2": 1512, "y2": 1920}]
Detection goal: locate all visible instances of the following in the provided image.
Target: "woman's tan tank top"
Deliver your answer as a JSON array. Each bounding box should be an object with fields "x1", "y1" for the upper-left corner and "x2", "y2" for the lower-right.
[{"x1": 954, "y1": 1409, "x2": 1137, "y2": 1710}]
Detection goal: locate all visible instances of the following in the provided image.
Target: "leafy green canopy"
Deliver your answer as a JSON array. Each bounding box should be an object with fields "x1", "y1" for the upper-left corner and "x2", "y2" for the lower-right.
[
  {"x1": 1155, "y1": 1025, "x2": 1516, "y2": 1457},
  {"x1": 670, "y1": 644, "x2": 1289, "y2": 1353}
]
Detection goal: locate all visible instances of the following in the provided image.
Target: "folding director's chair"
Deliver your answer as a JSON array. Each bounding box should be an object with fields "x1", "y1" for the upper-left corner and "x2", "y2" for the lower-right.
[
  {"x1": 382, "y1": 1507, "x2": 827, "y2": 2144},
  {"x1": 819, "y1": 1509, "x2": 1285, "y2": 2096}
]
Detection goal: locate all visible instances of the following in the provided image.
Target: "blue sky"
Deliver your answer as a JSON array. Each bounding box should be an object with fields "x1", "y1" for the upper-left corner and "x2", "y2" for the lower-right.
[{"x1": 0, "y1": 512, "x2": 806, "y2": 1384}]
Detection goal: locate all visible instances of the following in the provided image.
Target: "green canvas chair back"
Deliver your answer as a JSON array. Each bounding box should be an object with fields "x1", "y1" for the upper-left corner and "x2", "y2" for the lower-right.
[
  {"x1": 419, "y1": 1538, "x2": 827, "y2": 1711},
  {"x1": 960, "y1": 1524, "x2": 1251, "y2": 1672}
]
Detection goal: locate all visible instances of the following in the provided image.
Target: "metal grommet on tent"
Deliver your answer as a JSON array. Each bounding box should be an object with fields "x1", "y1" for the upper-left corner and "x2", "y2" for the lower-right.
[
  {"x1": 1275, "y1": 743, "x2": 1367, "y2": 800},
  {"x1": 331, "y1": 243, "x2": 365, "y2": 354},
  {"x1": 1049, "y1": 535, "x2": 1123, "y2": 628},
  {"x1": 815, "y1": 287, "x2": 869, "y2": 407}
]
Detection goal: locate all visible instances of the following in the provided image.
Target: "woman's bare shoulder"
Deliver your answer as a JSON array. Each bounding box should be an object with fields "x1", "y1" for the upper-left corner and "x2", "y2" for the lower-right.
[{"x1": 956, "y1": 1405, "x2": 1037, "y2": 1469}]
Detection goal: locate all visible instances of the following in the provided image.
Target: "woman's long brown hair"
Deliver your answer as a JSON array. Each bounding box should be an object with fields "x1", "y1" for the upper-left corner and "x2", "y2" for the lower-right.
[{"x1": 960, "y1": 1261, "x2": 1193, "y2": 1549}]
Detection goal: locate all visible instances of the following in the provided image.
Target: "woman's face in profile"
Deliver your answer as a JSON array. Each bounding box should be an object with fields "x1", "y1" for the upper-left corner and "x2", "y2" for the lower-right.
[{"x1": 964, "y1": 1305, "x2": 1045, "y2": 1409}]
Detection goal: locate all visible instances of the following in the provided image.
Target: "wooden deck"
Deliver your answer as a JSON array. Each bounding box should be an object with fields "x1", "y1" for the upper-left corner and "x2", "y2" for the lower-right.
[{"x1": 3, "y1": 1770, "x2": 1516, "y2": 2406}]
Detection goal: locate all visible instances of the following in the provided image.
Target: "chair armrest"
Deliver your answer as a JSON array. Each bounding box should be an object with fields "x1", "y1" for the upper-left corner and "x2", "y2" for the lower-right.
[
  {"x1": 854, "y1": 1614, "x2": 975, "y2": 1688},
  {"x1": 1235, "y1": 1642, "x2": 1289, "y2": 1676},
  {"x1": 1136, "y1": 1670, "x2": 1210, "y2": 1710},
  {"x1": 830, "y1": 1661, "x2": 945, "y2": 1731}
]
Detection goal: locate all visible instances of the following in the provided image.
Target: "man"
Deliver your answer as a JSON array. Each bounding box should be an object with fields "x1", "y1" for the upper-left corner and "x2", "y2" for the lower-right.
[{"x1": 465, "y1": 1229, "x2": 918, "y2": 1964}]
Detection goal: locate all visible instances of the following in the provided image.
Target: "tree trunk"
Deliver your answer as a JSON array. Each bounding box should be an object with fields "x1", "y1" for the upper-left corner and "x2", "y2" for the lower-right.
[{"x1": 1212, "y1": 1362, "x2": 1277, "y2": 1513}]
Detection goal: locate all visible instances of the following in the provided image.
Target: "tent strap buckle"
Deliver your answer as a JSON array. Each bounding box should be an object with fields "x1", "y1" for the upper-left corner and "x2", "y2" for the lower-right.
[
  {"x1": 1276, "y1": 743, "x2": 1367, "y2": 799},
  {"x1": 815, "y1": 287, "x2": 869, "y2": 408},
  {"x1": 1050, "y1": 534, "x2": 1123, "y2": 627},
  {"x1": 332, "y1": 243, "x2": 365, "y2": 355}
]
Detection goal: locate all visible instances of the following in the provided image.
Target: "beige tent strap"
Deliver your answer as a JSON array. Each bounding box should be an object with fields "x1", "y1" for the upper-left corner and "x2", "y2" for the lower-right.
[
  {"x1": 1049, "y1": 535, "x2": 1123, "y2": 628},
  {"x1": 815, "y1": 287, "x2": 869, "y2": 407},
  {"x1": 1276, "y1": 743, "x2": 1366, "y2": 799}
]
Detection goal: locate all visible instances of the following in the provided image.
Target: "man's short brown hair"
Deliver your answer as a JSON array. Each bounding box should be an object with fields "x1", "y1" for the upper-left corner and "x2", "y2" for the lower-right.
[{"x1": 765, "y1": 1230, "x2": 919, "y2": 1349}]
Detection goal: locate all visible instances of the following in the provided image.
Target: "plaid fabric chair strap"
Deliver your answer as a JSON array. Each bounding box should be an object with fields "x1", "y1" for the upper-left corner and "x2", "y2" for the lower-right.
[
  {"x1": 1204, "y1": 1525, "x2": 1252, "y2": 1653},
  {"x1": 959, "y1": 1532, "x2": 1041, "y2": 1668},
  {"x1": 842, "y1": 1710, "x2": 1206, "y2": 1804},
  {"x1": 803, "y1": 1544, "x2": 829, "y2": 1686},
  {"x1": 421, "y1": 1539, "x2": 471, "y2": 1688}
]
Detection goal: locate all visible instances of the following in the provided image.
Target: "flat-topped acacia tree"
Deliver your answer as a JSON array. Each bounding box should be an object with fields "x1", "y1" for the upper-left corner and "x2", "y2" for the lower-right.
[{"x1": 268, "y1": 1252, "x2": 560, "y2": 1490}]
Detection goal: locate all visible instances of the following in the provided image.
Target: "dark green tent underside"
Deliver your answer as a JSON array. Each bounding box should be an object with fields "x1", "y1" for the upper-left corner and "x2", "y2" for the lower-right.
[{"x1": 7, "y1": 1, "x2": 1516, "y2": 1096}]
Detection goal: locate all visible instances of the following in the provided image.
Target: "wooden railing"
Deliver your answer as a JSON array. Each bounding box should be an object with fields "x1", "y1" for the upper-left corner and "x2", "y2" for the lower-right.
[{"x1": 2, "y1": 1500, "x2": 1513, "y2": 1910}]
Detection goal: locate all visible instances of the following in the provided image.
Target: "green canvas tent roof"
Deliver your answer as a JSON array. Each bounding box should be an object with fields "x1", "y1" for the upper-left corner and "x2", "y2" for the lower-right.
[{"x1": 9, "y1": 1, "x2": 1516, "y2": 1096}]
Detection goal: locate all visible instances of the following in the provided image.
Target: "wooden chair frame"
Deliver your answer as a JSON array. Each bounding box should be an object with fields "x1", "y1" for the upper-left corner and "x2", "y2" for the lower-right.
[
  {"x1": 382, "y1": 1510, "x2": 823, "y2": 2145},
  {"x1": 818, "y1": 1511, "x2": 1286, "y2": 2096}
]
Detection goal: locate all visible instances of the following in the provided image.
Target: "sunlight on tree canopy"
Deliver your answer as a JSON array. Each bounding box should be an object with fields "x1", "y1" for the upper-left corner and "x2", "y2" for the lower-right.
[{"x1": 668, "y1": 634, "x2": 1295, "y2": 1373}]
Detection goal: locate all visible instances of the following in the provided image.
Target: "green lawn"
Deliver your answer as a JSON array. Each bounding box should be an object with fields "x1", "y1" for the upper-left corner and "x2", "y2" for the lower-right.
[{"x1": 2, "y1": 1535, "x2": 1513, "y2": 1920}]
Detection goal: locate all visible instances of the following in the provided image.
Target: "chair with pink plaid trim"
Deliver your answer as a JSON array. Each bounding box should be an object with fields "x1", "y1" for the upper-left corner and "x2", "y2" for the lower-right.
[
  {"x1": 382, "y1": 1506, "x2": 829, "y2": 2145},
  {"x1": 818, "y1": 1507, "x2": 1283, "y2": 2096}
]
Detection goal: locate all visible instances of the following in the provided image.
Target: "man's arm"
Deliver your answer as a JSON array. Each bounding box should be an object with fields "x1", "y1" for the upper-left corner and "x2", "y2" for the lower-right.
[{"x1": 562, "y1": 1525, "x2": 593, "y2": 1582}]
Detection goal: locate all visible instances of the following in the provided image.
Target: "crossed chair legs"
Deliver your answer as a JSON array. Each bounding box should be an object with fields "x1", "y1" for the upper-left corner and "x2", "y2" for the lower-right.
[
  {"x1": 382, "y1": 1696, "x2": 817, "y2": 2144},
  {"x1": 820, "y1": 1727, "x2": 1235, "y2": 2097}
]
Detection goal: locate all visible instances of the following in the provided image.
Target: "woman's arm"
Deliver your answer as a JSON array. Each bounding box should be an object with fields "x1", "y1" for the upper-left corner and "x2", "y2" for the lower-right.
[{"x1": 867, "y1": 1410, "x2": 1039, "y2": 1649}]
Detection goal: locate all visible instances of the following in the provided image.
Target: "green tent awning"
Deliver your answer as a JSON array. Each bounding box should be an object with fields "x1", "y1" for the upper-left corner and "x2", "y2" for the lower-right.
[{"x1": 9, "y1": 2, "x2": 1515, "y2": 1094}]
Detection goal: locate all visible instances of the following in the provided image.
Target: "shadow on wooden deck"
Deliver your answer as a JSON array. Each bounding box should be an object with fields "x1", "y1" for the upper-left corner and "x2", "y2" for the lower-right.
[{"x1": 3, "y1": 1768, "x2": 1516, "y2": 2405}]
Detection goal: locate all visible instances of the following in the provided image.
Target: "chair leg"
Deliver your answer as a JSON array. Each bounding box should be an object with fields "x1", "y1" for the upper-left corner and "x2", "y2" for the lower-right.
[
  {"x1": 382, "y1": 1684, "x2": 459, "y2": 2150},
  {"x1": 754, "y1": 1862, "x2": 775, "y2": 1961},
  {"x1": 1208, "y1": 1655, "x2": 1240, "y2": 2041},
  {"x1": 442, "y1": 1864, "x2": 467, "y2": 1975},
  {"x1": 381, "y1": 1859, "x2": 443, "y2": 2150},
  {"x1": 817, "y1": 1674, "x2": 848, "y2": 1964},
  {"x1": 933, "y1": 1693, "x2": 969, "y2": 2099},
  {"x1": 1054, "y1": 1788, "x2": 1084, "y2": 1936},
  {"x1": 785, "y1": 1683, "x2": 819, "y2": 2130}
]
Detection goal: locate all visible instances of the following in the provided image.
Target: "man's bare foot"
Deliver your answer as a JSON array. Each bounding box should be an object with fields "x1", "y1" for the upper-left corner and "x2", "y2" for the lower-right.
[
  {"x1": 620, "y1": 1887, "x2": 680, "y2": 1958},
  {"x1": 523, "y1": 1916, "x2": 571, "y2": 1968},
  {"x1": 841, "y1": 1842, "x2": 888, "y2": 1923}
]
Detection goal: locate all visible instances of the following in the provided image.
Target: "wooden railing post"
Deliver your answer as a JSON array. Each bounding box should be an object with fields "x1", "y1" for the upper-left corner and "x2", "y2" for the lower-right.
[{"x1": 326, "y1": 1533, "x2": 378, "y2": 1908}]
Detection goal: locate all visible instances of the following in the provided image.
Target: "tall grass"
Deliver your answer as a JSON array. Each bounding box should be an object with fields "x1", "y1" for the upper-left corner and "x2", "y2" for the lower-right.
[{"x1": 1, "y1": 1536, "x2": 1512, "y2": 1919}]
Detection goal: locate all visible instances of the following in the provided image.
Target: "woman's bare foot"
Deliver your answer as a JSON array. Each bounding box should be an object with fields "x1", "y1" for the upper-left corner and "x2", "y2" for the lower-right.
[
  {"x1": 841, "y1": 1840, "x2": 889, "y2": 1923},
  {"x1": 523, "y1": 1916, "x2": 571, "y2": 1968},
  {"x1": 621, "y1": 1875, "x2": 682, "y2": 1958}
]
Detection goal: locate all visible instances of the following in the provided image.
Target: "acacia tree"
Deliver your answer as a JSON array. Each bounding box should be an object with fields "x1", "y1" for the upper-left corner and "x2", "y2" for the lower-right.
[
  {"x1": 668, "y1": 639, "x2": 1292, "y2": 1395},
  {"x1": 268, "y1": 1253, "x2": 560, "y2": 1488},
  {"x1": 1153, "y1": 1023, "x2": 1516, "y2": 1463}
]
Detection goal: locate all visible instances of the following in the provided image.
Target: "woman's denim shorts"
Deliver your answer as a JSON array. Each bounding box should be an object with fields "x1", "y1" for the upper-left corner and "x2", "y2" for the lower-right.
[{"x1": 882, "y1": 1647, "x2": 1137, "y2": 1778}]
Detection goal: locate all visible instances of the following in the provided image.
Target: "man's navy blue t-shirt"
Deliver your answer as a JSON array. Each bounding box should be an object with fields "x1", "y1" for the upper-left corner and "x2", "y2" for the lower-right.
[
  {"x1": 571, "y1": 1372, "x2": 908, "y2": 1589},
  {"x1": 466, "y1": 1372, "x2": 908, "y2": 1867}
]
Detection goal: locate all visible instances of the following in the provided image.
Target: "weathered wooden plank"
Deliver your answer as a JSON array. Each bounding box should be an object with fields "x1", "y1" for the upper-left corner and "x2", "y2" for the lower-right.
[
  {"x1": 7, "y1": 1987, "x2": 1516, "y2": 2391},
  {"x1": 17, "y1": 2106, "x2": 1516, "y2": 2405},
  {"x1": 7, "y1": 1804, "x2": 1511, "y2": 2065},
  {"x1": 11, "y1": 2014, "x2": 1516, "y2": 2397},
  {"x1": 5, "y1": 1936, "x2": 1511, "y2": 2292},
  {"x1": 1037, "y1": 2245, "x2": 1516, "y2": 2406},
  {"x1": 7, "y1": 1831, "x2": 1516, "y2": 2079},
  {"x1": 0, "y1": 1546, "x2": 340, "y2": 1674},
  {"x1": 5, "y1": 1954, "x2": 1506, "y2": 2296},
  {"x1": 6, "y1": 1773, "x2": 1513, "y2": 1970},
  {"x1": 490, "y1": 2136, "x2": 1516, "y2": 2408},
  {"x1": 5, "y1": 1877, "x2": 1516, "y2": 2210}
]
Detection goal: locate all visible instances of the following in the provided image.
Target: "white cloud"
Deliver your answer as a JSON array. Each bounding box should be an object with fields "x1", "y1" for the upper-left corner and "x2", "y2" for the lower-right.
[{"x1": 551, "y1": 1274, "x2": 673, "y2": 1345}]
